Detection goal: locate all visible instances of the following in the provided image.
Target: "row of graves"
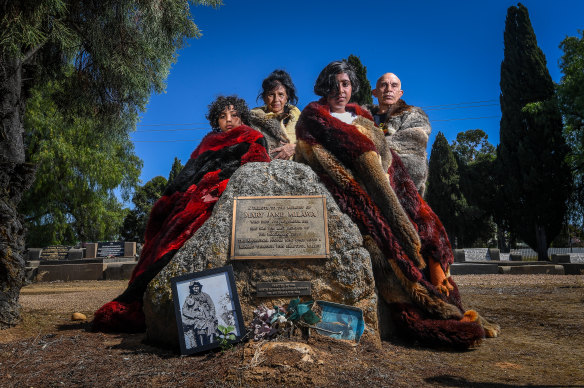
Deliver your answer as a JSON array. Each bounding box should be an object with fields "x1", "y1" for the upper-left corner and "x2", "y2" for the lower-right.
[
  {"x1": 451, "y1": 247, "x2": 583, "y2": 275},
  {"x1": 25, "y1": 241, "x2": 139, "y2": 282}
]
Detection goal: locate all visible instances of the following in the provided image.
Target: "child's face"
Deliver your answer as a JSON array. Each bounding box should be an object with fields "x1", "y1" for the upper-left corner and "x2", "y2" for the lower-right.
[{"x1": 218, "y1": 105, "x2": 242, "y2": 132}]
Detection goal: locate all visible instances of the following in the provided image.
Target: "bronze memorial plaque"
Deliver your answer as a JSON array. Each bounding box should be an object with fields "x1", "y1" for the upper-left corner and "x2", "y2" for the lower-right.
[
  {"x1": 231, "y1": 195, "x2": 329, "y2": 259},
  {"x1": 256, "y1": 281, "x2": 312, "y2": 297}
]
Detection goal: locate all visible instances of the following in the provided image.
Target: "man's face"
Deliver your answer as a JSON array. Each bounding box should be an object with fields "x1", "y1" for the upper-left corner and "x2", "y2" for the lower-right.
[{"x1": 373, "y1": 73, "x2": 403, "y2": 107}]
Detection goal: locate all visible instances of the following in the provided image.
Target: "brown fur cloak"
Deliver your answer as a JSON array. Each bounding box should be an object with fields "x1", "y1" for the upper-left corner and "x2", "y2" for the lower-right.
[{"x1": 295, "y1": 99, "x2": 498, "y2": 349}]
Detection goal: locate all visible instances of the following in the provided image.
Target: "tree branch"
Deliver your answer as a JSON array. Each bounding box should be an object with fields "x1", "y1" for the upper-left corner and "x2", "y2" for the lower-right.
[{"x1": 21, "y1": 40, "x2": 47, "y2": 65}]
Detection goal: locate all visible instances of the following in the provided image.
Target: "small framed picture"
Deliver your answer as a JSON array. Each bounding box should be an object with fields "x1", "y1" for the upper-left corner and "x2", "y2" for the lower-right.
[{"x1": 171, "y1": 265, "x2": 245, "y2": 355}]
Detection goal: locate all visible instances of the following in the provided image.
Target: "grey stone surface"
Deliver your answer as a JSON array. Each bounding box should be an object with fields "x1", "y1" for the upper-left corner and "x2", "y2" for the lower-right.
[
  {"x1": 450, "y1": 263, "x2": 499, "y2": 275},
  {"x1": 510, "y1": 253, "x2": 523, "y2": 261},
  {"x1": 551, "y1": 254, "x2": 571, "y2": 264},
  {"x1": 124, "y1": 242, "x2": 137, "y2": 257},
  {"x1": 85, "y1": 243, "x2": 97, "y2": 258},
  {"x1": 67, "y1": 248, "x2": 84, "y2": 260},
  {"x1": 487, "y1": 248, "x2": 500, "y2": 261},
  {"x1": 143, "y1": 161, "x2": 378, "y2": 350},
  {"x1": 27, "y1": 248, "x2": 42, "y2": 260},
  {"x1": 453, "y1": 249, "x2": 465, "y2": 262}
]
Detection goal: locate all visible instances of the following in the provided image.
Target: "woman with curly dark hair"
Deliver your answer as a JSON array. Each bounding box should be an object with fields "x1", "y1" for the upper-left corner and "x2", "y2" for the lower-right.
[
  {"x1": 250, "y1": 69, "x2": 301, "y2": 160},
  {"x1": 295, "y1": 60, "x2": 500, "y2": 349},
  {"x1": 93, "y1": 95, "x2": 270, "y2": 333}
]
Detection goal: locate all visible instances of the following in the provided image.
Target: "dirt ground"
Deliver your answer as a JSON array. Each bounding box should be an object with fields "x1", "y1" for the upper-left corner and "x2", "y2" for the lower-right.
[{"x1": 1, "y1": 275, "x2": 583, "y2": 387}]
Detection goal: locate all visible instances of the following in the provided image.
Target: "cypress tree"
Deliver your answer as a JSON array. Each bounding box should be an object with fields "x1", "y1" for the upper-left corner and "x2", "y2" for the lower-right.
[
  {"x1": 168, "y1": 157, "x2": 184, "y2": 184},
  {"x1": 347, "y1": 54, "x2": 373, "y2": 105},
  {"x1": 426, "y1": 132, "x2": 465, "y2": 247},
  {"x1": 498, "y1": 3, "x2": 571, "y2": 260}
]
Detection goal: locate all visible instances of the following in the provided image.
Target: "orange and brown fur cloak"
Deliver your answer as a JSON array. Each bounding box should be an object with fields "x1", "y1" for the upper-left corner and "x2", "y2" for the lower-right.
[{"x1": 296, "y1": 99, "x2": 499, "y2": 349}]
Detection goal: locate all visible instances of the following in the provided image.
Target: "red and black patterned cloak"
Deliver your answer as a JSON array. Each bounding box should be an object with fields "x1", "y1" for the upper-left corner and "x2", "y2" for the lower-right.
[{"x1": 93, "y1": 125, "x2": 270, "y2": 332}]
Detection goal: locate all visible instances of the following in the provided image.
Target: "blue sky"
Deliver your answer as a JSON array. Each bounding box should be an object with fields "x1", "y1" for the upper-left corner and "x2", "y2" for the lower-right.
[{"x1": 131, "y1": 0, "x2": 584, "y2": 190}]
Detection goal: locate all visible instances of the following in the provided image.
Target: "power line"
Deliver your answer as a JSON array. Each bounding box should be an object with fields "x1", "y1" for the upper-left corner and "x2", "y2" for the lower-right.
[
  {"x1": 431, "y1": 115, "x2": 500, "y2": 122},
  {"x1": 137, "y1": 122, "x2": 208, "y2": 126},
  {"x1": 133, "y1": 139, "x2": 201, "y2": 143},
  {"x1": 425, "y1": 103, "x2": 499, "y2": 111},
  {"x1": 129, "y1": 99, "x2": 501, "y2": 142},
  {"x1": 134, "y1": 129, "x2": 209, "y2": 132},
  {"x1": 420, "y1": 99, "x2": 498, "y2": 109},
  {"x1": 132, "y1": 100, "x2": 500, "y2": 128}
]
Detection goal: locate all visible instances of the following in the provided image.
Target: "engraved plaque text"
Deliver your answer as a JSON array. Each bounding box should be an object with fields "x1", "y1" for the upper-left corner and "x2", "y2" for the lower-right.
[
  {"x1": 256, "y1": 281, "x2": 312, "y2": 297},
  {"x1": 231, "y1": 195, "x2": 329, "y2": 259}
]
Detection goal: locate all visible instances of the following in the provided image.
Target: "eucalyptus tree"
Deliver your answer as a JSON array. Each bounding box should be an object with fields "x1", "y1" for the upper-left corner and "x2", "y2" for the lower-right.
[{"x1": 0, "y1": 0, "x2": 221, "y2": 328}]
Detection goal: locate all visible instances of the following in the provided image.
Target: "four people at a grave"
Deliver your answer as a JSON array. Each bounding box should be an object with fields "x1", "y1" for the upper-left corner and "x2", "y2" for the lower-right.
[{"x1": 93, "y1": 63, "x2": 499, "y2": 349}]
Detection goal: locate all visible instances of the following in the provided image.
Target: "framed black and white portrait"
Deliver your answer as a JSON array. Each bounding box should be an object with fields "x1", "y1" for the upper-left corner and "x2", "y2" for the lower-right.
[{"x1": 171, "y1": 265, "x2": 245, "y2": 355}]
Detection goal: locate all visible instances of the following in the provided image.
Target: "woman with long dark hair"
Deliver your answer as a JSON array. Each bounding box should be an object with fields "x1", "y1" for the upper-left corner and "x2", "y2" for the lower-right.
[{"x1": 250, "y1": 69, "x2": 301, "y2": 160}]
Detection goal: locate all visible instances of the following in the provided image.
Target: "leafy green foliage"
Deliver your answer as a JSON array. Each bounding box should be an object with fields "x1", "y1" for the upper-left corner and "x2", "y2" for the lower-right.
[
  {"x1": 346, "y1": 54, "x2": 373, "y2": 106},
  {"x1": 497, "y1": 4, "x2": 571, "y2": 259},
  {"x1": 4, "y1": 0, "x2": 222, "y2": 130},
  {"x1": 217, "y1": 324, "x2": 236, "y2": 351},
  {"x1": 558, "y1": 31, "x2": 584, "y2": 142},
  {"x1": 451, "y1": 129, "x2": 496, "y2": 164},
  {"x1": 1, "y1": 0, "x2": 221, "y2": 328},
  {"x1": 120, "y1": 176, "x2": 168, "y2": 242},
  {"x1": 451, "y1": 130, "x2": 498, "y2": 247},
  {"x1": 5, "y1": 0, "x2": 224, "y2": 246},
  {"x1": 20, "y1": 80, "x2": 141, "y2": 246},
  {"x1": 558, "y1": 31, "x2": 584, "y2": 231}
]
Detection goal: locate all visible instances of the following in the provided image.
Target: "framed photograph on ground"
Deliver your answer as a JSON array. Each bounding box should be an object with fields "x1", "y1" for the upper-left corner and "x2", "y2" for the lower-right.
[
  {"x1": 171, "y1": 265, "x2": 245, "y2": 355},
  {"x1": 315, "y1": 301, "x2": 365, "y2": 343}
]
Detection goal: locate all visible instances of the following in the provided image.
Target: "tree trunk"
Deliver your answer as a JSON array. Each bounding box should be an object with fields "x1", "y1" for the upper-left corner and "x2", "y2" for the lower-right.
[
  {"x1": 0, "y1": 57, "x2": 36, "y2": 329},
  {"x1": 535, "y1": 224, "x2": 549, "y2": 261}
]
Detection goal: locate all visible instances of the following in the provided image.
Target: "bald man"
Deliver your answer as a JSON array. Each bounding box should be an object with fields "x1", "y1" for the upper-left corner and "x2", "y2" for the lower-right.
[{"x1": 369, "y1": 73, "x2": 431, "y2": 196}]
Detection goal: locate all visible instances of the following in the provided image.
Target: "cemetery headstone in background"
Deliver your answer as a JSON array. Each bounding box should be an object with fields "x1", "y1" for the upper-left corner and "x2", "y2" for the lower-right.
[
  {"x1": 510, "y1": 253, "x2": 523, "y2": 261},
  {"x1": 67, "y1": 248, "x2": 84, "y2": 260},
  {"x1": 454, "y1": 249, "x2": 465, "y2": 262},
  {"x1": 27, "y1": 248, "x2": 43, "y2": 261},
  {"x1": 488, "y1": 248, "x2": 500, "y2": 261},
  {"x1": 97, "y1": 242, "x2": 125, "y2": 257},
  {"x1": 39, "y1": 245, "x2": 71, "y2": 261}
]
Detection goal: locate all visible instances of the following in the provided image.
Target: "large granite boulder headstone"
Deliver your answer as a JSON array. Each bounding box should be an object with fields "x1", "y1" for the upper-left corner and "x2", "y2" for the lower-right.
[{"x1": 143, "y1": 161, "x2": 378, "y2": 350}]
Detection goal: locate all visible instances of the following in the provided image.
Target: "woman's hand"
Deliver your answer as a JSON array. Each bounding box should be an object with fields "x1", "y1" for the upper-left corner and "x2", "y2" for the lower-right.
[{"x1": 272, "y1": 142, "x2": 296, "y2": 160}]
